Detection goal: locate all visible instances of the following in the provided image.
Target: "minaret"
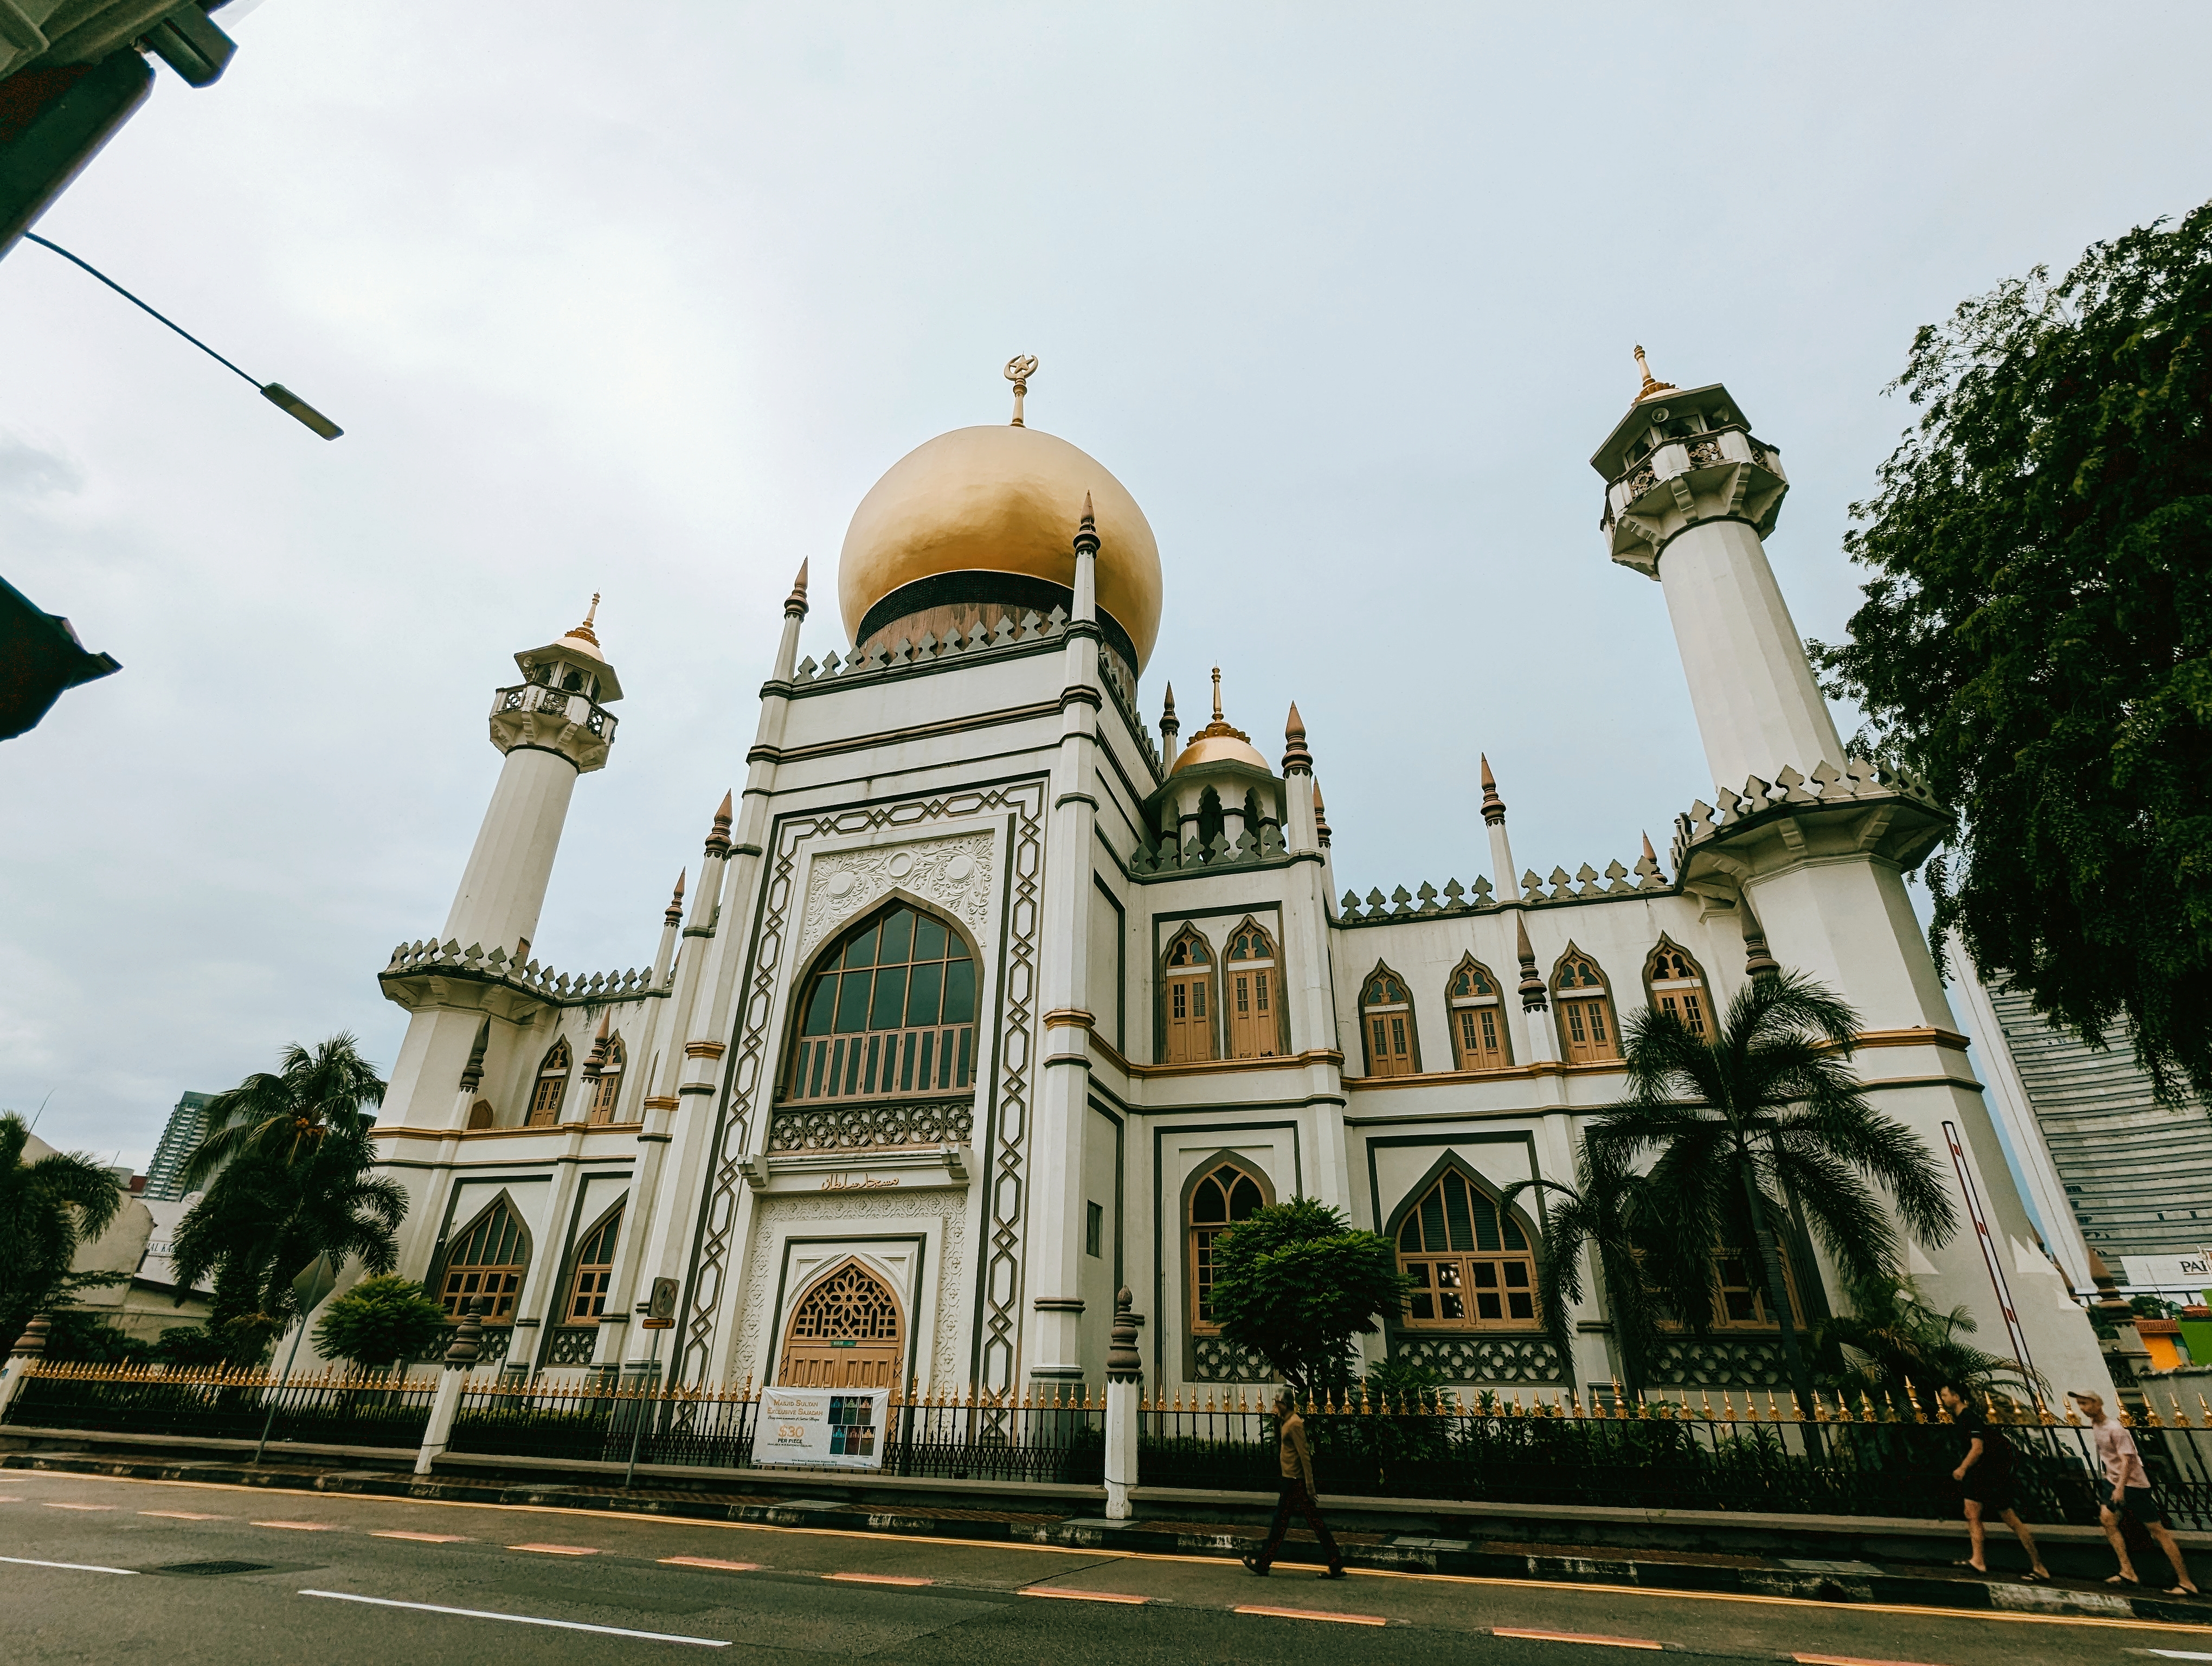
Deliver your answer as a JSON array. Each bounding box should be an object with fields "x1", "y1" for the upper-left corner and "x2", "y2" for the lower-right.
[
  {"x1": 441, "y1": 597, "x2": 623, "y2": 960},
  {"x1": 1480, "y1": 754, "x2": 1520, "y2": 903}
]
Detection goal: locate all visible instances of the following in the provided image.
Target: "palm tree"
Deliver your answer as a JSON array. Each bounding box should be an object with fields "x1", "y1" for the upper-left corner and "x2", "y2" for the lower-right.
[
  {"x1": 0, "y1": 1113, "x2": 125, "y2": 1354},
  {"x1": 170, "y1": 1036, "x2": 406, "y2": 1361},
  {"x1": 1809, "y1": 1271, "x2": 2042, "y2": 1412},
  {"x1": 1504, "y1": 1138, "x2": 1675, "y2": 1397},
  {"x1": 1589, "y1": 970, "x2": 1958, "y2": 1418}
]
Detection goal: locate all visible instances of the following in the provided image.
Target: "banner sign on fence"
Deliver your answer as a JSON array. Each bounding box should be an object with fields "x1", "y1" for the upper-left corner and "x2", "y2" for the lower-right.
[{"x1": 757, "y1": 1386, "x2": 889, "y2": 1470}]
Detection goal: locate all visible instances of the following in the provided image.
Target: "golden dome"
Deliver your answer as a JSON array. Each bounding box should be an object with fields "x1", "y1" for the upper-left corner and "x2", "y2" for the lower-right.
[
  {"x1": 1169, "y1": 667, "x2": 1270, "y2": 775},
  {"x1": 838, "y1": 424, "x2": 1163, "y2": 670}
]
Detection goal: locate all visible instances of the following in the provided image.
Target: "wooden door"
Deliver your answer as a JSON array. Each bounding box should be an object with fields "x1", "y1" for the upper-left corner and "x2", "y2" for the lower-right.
[
  {"x1": 1165, "y1": 972, "x2": 1213, "y2": 1062},
  {"x1": 777, "y1": 1259, "x2": 904, "y2": 1388}
]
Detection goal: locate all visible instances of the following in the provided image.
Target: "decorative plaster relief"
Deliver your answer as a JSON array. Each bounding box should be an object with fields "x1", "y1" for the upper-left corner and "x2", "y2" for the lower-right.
[{"x1": 795, "y1": 832, "x2": 996, "y2": 967}]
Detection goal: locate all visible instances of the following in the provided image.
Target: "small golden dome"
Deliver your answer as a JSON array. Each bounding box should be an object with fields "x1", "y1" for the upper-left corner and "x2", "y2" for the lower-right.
[
  {"x1": 1169, "y1": 666, "x2": 1270, "y2": 775},
  {"x1": 838, "y1": 424, "x2": 1163, "y2": 670}
]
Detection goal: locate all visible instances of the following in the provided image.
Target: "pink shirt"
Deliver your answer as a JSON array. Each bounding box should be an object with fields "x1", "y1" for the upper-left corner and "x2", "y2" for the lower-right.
[{"x1": 2092, "y1": 1419, "x2": 2151, "y2": 1489}]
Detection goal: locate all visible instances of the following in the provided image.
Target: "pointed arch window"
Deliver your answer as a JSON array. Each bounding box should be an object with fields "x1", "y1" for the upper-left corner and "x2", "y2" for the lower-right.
[
  {"x1": 787, "y1": 901, "x2": 978, "y2": 1103},
  {"x1": 438, "y1": 1199, "x2": 529, "y2": 1322},
  {"x1": 586, "y1": 1035, "x2": 627, "y2": 1124},
  {"x1": 1647, "y1": 943, "x2": 1710, "y2": 1039},
  {"x1": 563, "y1": 1204, "x2": 622, "y2": 1324},
  {"x1": 1553, "y1": 949, "x2": 1619, "y2": 1066},
  {"x1": 1360, "y1": 966, "x2": 1417, "y2": 1077},
  {"x1": 1188, "y1": 1159, "x2": 1269, "y2": 1333},
  {"x1": 1224, "y1": 918, "x2": 1279, "y2": 1060},
  {"x1": 1446, "y1": 957, "x2": 1510, "y2": 1072},
  {"x1": 1395, "y1": 1170, "x2": 1538, "y2": 1329},
  {"x1": 528, "y1": 1039, "x2": 571, "y2": 1126},
  {"x1": 1162, "y1": 926, "x2": 1216, "y2": 1064}
]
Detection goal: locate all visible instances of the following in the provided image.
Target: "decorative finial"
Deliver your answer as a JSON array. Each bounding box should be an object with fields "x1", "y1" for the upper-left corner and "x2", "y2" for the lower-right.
[
  {"x1": 1005, "y1": 355, "x2": 1038, "y2": 427},
  {"x1": 1160, "y1": 683, "x2": 1180, "y2": 747},
  {"x1": 1312, "y1": 779, "x2": 1332, "y2": 848},
  {"x1": 1480, "y1": 752, "x2": 1506, "y2": 826},
  {"x1": 1641, "y1": 830, "x2": 1658, "y2": 864},
  {"x1": 1516, "y1": 914, "x2": 1547, "y2": 1012},
  {"x1": 1739, "y1": 895, "x2": 1780, "y2": 982},
  {"x1": 1282, "y1": 701, "x2": 1311, "y2": 776},
  {"x1": 583, "y1": 1014, "x2": 611, "y2": 1079},
  {"x1": 458, "y1": 1017, "x2": 490, "y2": 1093},
  {"x1": 1211, "y1": 665, "x2": 1224, "y2": 723},
  {"x1": 1632, "y1": 345, "x2": 1676, "y2": 407},
  {"x1": 665, "y1": 868, "x2": 687, "y2": 927},
  {"x1": 786, "y1": 559, "x2": 810, "y2": 617},
  {"x1": 567, "y1": 592, "x2": 602, "y2": 648},
  {"x1": 705, "y1": 790, "x2": 734, "y2": 858},
  {"x1": 1073, "y1": 491, "x2": 1099, "y2": 555}
]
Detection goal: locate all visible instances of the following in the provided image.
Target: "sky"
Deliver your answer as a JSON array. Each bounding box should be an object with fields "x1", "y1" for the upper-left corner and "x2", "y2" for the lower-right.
[{"x1": 4, "y1": 4, "x2": 2208, "y2": 1169}]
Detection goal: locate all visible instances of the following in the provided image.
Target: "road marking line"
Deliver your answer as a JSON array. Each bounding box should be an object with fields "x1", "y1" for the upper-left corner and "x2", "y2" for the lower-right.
[
  {"x1": 41, "y1": 1502, "x2": 115, "y2": 1510},
  {"x1": 32, "y1": 1472, "x2": 2212, "y2": 1639},
  {"x1": 2142, "y1": 1654, "x2": 2212, "y2": 1662},
  {"x1": 1797, "y1": 1656, "x2": 1950, "y2": 1665},
  {"x1": 1496, "y1": 1629, "x2": 1663, "y2": 1650},
  {"x1": 255, "y1": 1520, "x2": 338, "y2": 1531},
  {"x1": 0, "y1": 1554, "x2": 137, "y2": 1575},
  {"x1": 826, "y1": 1571, "x2": 932, "y2": 1586},
  {"x1": 1234, "y1": 1604, "x2": 1387, "y2": 1626},
  {"x1": 371, "y1": 1531, "x2": 468, "y2": 1543},
  {"x1": 509, "y1": 1542, "x2": 599, "y2": 1555},
  {"x1": 660, "y1": 1556, "x2": 762, "y2": 1572},
  {"x1": 0, "y1": 1495, "x2": 21, "y2": 1501},
  {"x1": 298, "y1": 1590, "x2": 726, "y2": 1647},
  {"x1": 1019, "y1": 1586, "x2": 1150, "y2": 1605},
  {"x1": 140, "y1": 1511, "x2": 225, "y2": 1520}
]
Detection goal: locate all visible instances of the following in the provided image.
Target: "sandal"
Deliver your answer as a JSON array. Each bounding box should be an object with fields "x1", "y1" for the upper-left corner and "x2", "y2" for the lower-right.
[
  {"x1": 2106, "y1": 1574, "x2": 2140, "y2": 1586},
  {"x1": 2169, "y1": 1586, "x2": 2202, "y2": 1598}
]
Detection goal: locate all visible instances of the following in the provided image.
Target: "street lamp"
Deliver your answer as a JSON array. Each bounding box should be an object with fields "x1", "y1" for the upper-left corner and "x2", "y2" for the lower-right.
[{"x1": 23, "y1": 230, "x2": 343, "y2": 439}]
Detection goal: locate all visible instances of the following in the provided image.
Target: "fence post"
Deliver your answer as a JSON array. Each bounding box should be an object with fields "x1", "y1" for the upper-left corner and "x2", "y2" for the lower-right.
[
  {"x1": 415, "y1": 1303, "x2": 486, "y2": 1476},
  {"x1": 0, "y1": 1315, "x2": 50, "y2": 1420},
  {"x1": 1104, "y1": 1286, "x2": 1143, "y2": 1520}
]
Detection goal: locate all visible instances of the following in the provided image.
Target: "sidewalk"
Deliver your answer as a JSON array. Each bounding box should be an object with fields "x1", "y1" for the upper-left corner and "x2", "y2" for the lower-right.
[{"x1": 6, "y1": 1426, "x2": 2209, "y2": 1627}]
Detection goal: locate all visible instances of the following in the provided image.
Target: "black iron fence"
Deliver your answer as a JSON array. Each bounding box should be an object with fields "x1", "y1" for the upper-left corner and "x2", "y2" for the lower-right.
[{"x1": 1, "y1": 1362, "x2": 437, "y2": 1446}]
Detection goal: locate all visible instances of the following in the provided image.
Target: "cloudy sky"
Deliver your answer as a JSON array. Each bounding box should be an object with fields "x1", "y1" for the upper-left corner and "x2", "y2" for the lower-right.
[{"x1": 3, "y1": 5, "x2": 2204, "y2": 1168}]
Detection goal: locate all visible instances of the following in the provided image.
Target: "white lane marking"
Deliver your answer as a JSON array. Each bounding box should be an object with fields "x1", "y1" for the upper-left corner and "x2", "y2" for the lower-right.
[
  {"x1": 2142, "y1": 1654, "x2": 2212, "y2": 1661},
  {"x1": 371, "y1": 1531, "x2": 467, "y2": 1543},
  {"x1": 141, "y1": 1511, "x2": 225, "y2": 1521},
  {"x1": 659, "y1": 1556, "x2": 761, "y2": 1572},
  {"x1": 1496, "y1": 1628, "x2": 1663, "y2": 1650},
  {"x1": 41, "y1": 1502, "x2": 115, "y2": 1511},
  {"x1": 509, "y1": 1541, "x2": 597, "y2": 1555},
  {"x1": 0, "y1": 1555, "x2": 138, "y2": 1575},
  {"x1": 255, "y1": 1520, "x2": 338, "y2": 1532},
  {"x1": 298, "y1": 1591, "x2": 728, "y2": 1647},
  {"x1": 1019, "y1": 1586, "x2": 1149, "y2": 1605},
  {"x1": 825, "y1": 1571, "x2": 931, "y2": 1586}
]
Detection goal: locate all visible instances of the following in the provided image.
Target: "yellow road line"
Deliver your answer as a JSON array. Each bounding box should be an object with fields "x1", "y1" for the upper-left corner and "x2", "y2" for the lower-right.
[
  {"x1": 826, "y1": 1571, "x2": 931, "y2": 1586},
  {"x1": 1235, "y1": 1603, "x2": 1387, "y2": 1626},
  {"x1": 1020, "y1": 1586, "x2": 1149, "y2": 1605},
  {"x1": 1494, "y1": 1627, "x2": 1663, "y2": 1649}
]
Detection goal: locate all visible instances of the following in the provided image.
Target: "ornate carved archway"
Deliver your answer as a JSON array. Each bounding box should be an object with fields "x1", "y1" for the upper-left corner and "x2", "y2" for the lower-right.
[{"x1": 776, "y1": 1258, "x2": 905, "y2": 1388}]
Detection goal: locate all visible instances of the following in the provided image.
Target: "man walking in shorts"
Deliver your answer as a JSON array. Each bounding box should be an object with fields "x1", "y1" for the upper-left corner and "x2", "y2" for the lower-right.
[
  {"x1": 1938, "y1": 1382, "x2": 2049, "y2": 1580},
  {"x1": 2069, "y1": 1389, "x2": 2199, "y2": 1596},
  {"x1": 1241, "y1": 1387, "x2": 1346, "y2": 1579}
]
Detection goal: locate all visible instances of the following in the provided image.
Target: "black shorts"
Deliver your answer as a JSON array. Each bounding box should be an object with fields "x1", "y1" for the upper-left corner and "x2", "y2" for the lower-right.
[
  {"x1": 2113, "y1": 1485, "x2": 2165, "y2": 1527},
  {"x1": 1962, "y1": 1470, "x2": 2015, "y2": 1511}
]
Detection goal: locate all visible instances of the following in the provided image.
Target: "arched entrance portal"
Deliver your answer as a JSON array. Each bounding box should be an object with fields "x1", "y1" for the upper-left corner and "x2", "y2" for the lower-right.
[{"x1": 777, "y1": 1258, "x2": 905, "y2": 1388}]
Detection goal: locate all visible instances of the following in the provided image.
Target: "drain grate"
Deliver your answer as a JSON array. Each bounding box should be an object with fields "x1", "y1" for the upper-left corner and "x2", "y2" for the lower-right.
[{"x1": 156, "y1": 1560, "x2": 274, "y2": 1577}]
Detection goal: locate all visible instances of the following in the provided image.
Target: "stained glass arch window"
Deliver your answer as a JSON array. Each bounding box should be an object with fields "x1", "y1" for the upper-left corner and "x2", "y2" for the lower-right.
[{"x1": 787, "y1": 901, "x2": 978, "y2": 1102}]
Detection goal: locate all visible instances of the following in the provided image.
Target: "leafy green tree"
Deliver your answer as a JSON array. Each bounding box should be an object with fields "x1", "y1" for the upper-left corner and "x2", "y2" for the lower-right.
[
  {"x1": 1210, "y1": 1197, "x2": 1409, "y2": 1396},
  {"x1": 312, "y1": 1276, "x2": 446, "y2": 1374},
  {"x1": 171, "y1": 1036, "x2": 406, "y2": 1362},
  {"x1": 1811, "y1": 201, "x2": 2212, "y2": 1105},
  {"x1": 0, "y1": 1112, "x2": 125, "y2": 1354},
  {"x1": 149, "y1": 1325, "x2": 231, "y2": 1369},
  {"x1": 40, "y1": 1308, "x2": 152, "y2": 1364},
  {"x1": 1590, "y1": 971, "x2": 1958, "y2": 1416}
]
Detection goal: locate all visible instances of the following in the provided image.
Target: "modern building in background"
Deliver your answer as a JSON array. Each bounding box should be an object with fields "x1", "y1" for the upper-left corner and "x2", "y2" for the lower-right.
[{"x1": 142, "y1": 1089, "x2": 213, "y2": 1200}]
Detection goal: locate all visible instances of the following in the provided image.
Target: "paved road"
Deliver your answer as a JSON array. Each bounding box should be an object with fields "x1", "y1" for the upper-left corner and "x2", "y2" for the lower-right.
[{"x1": 4, "y1": 1467, "x2": 2207, "y2": 1665}]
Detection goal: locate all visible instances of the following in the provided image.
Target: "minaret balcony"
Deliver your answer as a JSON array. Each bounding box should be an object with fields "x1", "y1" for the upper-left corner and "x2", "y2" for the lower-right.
[
  {"x1": 1599, "y1": 424, "x2": 1789, "y2": 576},
  {"x1": 488, "y1": 681, "x2": 618, "y2": 772}
]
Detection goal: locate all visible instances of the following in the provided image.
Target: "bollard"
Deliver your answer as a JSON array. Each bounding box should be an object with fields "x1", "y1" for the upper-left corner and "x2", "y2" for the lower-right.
[
  {"x1": 1103, "y1": 1287, "x2": 1143, "y2": 1521},
  {"x1": 415, "y1": 1302, "x2": 485, "y2": 1476},
  {"x1": 0, "y1": 1315, "x2": 52, "y2": 1420}
]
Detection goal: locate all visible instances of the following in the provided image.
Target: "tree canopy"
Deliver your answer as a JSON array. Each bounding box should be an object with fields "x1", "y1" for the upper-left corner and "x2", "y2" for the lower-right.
[
  {"x1": 0, "y1": 1112, "x2": 124, "y2": 1354},
  {"x1": 1811, "y1": 201, "x2": 2212, "y2": 1104},
  {"x1": 1209, "y1": 1197, "x2": 1408, "y2": 1395},
  {"x1": 312, "y1": 1275, "x2": 446, "y2": 1372}
]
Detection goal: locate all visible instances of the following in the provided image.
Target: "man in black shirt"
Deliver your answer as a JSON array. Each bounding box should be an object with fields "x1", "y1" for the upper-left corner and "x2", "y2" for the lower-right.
[{"x1": 1937, "y1": 1382, "x2": 2049, "y2": 1579}]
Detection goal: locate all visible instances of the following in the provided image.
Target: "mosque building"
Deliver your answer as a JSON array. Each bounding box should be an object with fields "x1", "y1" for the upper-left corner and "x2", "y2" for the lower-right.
[{"x1": 366, "y1": 355, "x2": 2112, "y2": 1405}]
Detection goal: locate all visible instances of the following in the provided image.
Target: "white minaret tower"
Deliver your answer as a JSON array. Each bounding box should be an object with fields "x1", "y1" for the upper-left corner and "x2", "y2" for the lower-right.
[{"x1": 1593, "y1": 353, "x2": 2112, "y2": 1404}]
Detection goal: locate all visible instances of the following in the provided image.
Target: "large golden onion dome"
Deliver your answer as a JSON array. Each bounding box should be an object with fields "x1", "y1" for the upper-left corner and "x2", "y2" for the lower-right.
[{"x1": 838, "y1": 423, "x2": 1163, "y2": 672}]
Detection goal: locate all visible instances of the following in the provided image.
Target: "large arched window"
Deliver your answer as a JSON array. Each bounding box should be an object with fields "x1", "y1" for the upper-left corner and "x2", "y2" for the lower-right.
[
  {"x1": 562, "y1": 1203, "x2": 622, "y2": 1324},
  {"x1": 1224, "y1": 918, "x2": 1281, "y2": 1060},
  {"x1": 1552, "y1": 947, "x2": 1619, "y2": 1066},
  {"x1": 1446, "y1": 957, "x2": 1510, "y2": 1072},
  {"x1": 1646, "y1": 942, "x2": 1711, "y2": 1040},
  {"x1": 787, "y1": 901, "x2": 978, "y2": 1102},
  {"x1": 1187, "y1": 1159, "x2": 1268, "y2": 1334},
  {"x1": 1161, "y1": 926, "x2": 1216, "y2": 1064},
  {"x1": 1360, "y1": 964, "x2": 1417, "y2": 1077},
  {"x1": 438, "y1": 1197, "x2": 530, "y2": 1322},
  {"x1": 1394, "y1": 1169, "x2": 1538, "y2": 1330},
  {"x1": 586, "y1": 1034, "x2": 627, "y2": 1124},
  {"x1": 526, "y1": 1039, "x2": 571, "y2": 1126}
]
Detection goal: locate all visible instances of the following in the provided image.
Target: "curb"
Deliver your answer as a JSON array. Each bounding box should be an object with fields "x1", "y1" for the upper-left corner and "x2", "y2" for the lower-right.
[{"x1": 8, "y1": 1449, "x2": 2209, "y2": 1627}]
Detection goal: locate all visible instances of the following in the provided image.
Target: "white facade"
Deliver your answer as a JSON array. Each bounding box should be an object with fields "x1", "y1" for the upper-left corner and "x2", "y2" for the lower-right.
[{"x1": 366, "y1": 370, "x2": 2112, "y2": 1407}]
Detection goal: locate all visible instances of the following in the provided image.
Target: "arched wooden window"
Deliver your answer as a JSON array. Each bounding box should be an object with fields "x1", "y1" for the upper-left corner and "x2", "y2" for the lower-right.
[
  {"x1": 438, "y1": 1197, "x2": 529, "y2": 1322},
  {"x1": 1552, "y1": 947, "x2": 1619, "y2": 1066},
  {"x1": 1713, "y1": 1247, "x2": 1802, "y2": 1330},
  {"x1": 1446, "y1": 957, "x2": 1510, "y2": 1072},
  {"x1": 779, "y1": 1258, "x2": 904, "y2": 1388},
  {"x1": 586, "y1": 1035, "x2": 627, "y2": 1124},
  {"x1": 1162, "y1": 926, "x2": 1216, "y2": 1064},
  {"x1": 527, "y1": 1039, "x2": 571, "y2": 1126},
  {"x1": 1187, "y1": 1159, "x2": 1268, "y2": 1333},
  {"x1": 787, "y1": 901, "x2": 978, "y2": 1103},
  {"x1": 1360, "y1": 965, "x2": 1417, "y2": 1077},
  {"x1": 1395, "y1": 1169, "x2": 1538, "y2": 1329},
  {"x1": 1647, "y1": 942, "x2": 1711, "y2": 1040},
  {"x1": 1223, "y1": 918, "x2": 1280, "y2": 1060},
  {"x1": 562, "y1": 1204, "x2": 622, "y2": 1324}
]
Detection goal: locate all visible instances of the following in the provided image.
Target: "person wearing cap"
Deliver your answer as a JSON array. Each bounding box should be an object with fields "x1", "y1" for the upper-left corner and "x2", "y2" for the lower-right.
[
  {"x1": 1240, "y1": 1387, "x2": 1346, "y2": 1579},
  {"x1": 2068, "y1": 1389, "x2": 2199, "y2": 1595},
  {"x1": 1937, "y1": 1381, "x2": 2049, "y2": 1580}
]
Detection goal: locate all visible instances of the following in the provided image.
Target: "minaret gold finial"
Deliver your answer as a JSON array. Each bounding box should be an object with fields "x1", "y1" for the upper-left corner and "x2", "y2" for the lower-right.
[
  {"x1": 1005, "y1": 355, "x2": 1038, "y2": 427},
  {"x1": 1632, "y1": 345, "x2": 1676, "y2": 407},
  {"x1": 567, "y1": 592, "x2": 602, "y2": 648},
  {"x1": 1211, "y1": 665, "x2": 1224, "y2": 723}
]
